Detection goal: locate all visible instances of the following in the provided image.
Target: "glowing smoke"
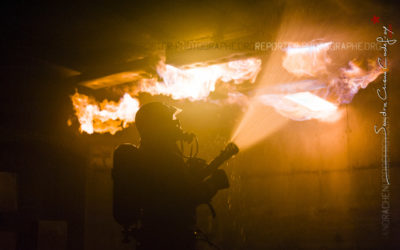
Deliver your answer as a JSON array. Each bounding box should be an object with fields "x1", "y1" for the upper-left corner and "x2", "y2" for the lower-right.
[
  {"x1": 230, "y1": 17, "x2": 383, "y2": 150},
  {"x1": 71, "y1": 58, "x2": 262, "y2": 134}
]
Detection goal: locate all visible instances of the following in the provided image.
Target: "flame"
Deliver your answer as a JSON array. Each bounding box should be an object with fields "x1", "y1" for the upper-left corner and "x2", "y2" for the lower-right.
[
  {"x1": 259, "y1": 92, "x2": 340, "y2": 122},
  {"x1": 282, "y1": 42, "x2": 332, "y2": 77},
  {"x1": 257, "y1": 42, "x2": 382, "y2": 122},
  {"x1": 71, "y1": 58, "x2": 262, "y2": 134},
  {"x1": 70, "y1": 41, "x2": 383, "y2": 135},
  {"x1": 328, "y1": 60, "x2": 383, "y2": 104},
  {"x1": 71, "y1": 92, "x2": 140, "y2": 134},
  {"x1": 80, "y1": 71, "x2": 149, "y2": 89},
  {"x1": 284, "y1": 92, "x2": 337, "y2": 112},
  {"x1": 137, "y1": 58, "x2": 262, "y2": 101}
]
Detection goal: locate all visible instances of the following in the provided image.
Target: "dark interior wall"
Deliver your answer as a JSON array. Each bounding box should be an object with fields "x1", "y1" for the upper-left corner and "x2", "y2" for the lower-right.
[
  {"x1": 0, "y1": 139, "x2": 86, "y2": 250},
  {"x1": 1, "y1": 35, "x2": 89, "y2": 249}
]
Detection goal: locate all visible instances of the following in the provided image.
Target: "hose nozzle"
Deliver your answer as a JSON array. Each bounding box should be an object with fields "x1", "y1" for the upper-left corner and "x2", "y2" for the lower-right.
[
  {"x1": 224, "y1": 142, "x2": 239, "y2": 156},
  {"x1": 207, "y1": 142, "x2": 239, "y2": 173}
]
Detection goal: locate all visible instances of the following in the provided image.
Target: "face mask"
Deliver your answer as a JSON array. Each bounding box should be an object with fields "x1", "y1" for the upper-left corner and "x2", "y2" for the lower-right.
[{"x1": 171, "y1": 119, "x2": 195, "y2": 143}]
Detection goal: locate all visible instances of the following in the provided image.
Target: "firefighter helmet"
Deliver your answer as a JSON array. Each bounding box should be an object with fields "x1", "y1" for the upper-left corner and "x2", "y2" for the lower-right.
[{"x1": 135, "y1": 102, "x2": 181, "y2": 140}]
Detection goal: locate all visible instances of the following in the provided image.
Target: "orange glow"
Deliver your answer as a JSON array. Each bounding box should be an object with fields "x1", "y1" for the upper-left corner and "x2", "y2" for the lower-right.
[
  {"x1": 80, "y1": 71, "x2": 150, "y2": 89},
  {"x1": 138, "y1": 58, "x2": 262, "y2": 101},
  {"x1": 71, "y1": 92, "x2": 140, "y2": 135},
  {"x1": 258, "y1": 92, "x2": 341, "y2": 122},
  {"x1": 329, "y1": 60, "x2": 383, "y2": 104},
  {"x1": 231, "y1": 41, "x2": 381, "y2": 149},
  {"x1": 231, "y1": 103, "x2": 288, "y2": 150},
  {"x1": 285, "y1": 92, "x2": 337, "y2": 112},
  {"x1": 282, "y1": 42, "x2": 332, "y2": 77},
  {"x1": 71, "y1": 58, "x2": 262, "y2": 134},
  {"x1": 283, "y1": 92, "x2": 340, "y2": 121}
]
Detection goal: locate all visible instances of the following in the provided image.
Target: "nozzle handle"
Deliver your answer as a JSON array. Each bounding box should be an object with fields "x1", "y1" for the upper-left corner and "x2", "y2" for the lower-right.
[{"x1": 207, "y1": 142, "x2": 239, "y2": 173}]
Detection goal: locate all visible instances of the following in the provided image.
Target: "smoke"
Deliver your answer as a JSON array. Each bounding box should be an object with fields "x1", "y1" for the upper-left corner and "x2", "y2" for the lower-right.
[
  {"x1": 230, "y1": 6, "x2": 383, "y2": 150},
  {"x1": 70, "y1": 1, "x2": 383, "y2": 144},
  {"x1": 71, "y1": 58, "x2": 261, "y2": 134}
]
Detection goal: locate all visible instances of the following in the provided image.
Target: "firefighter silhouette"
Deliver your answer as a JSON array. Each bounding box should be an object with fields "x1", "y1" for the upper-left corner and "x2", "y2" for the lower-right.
[{"x1": 112, "y1": 102, "x2": 230, "y2": 250}]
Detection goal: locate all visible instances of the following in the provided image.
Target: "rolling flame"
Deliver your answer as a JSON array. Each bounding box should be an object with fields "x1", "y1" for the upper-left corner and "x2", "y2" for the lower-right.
[
  {"x1": 259, "y1": 91, "x2": 340, "y2": 122},
  {"x1": 260, "y1": 42, "x2": 383, "y2": 122},
  {"x1": 71, "y1": 41, "x2": 383, "y2": 135},
  {"x1": 139, "y1": 58, "x2": 262, "y2": 101},
  {"x1": 328, "y1": 60, "x2": 383, "y2": 104},
  {"x1": 282, "y1": 42, "x2": 332, "y2": 77},
  {"x1": 71, "y1": 58, "x2": 262, "y2": 134},
  {"x1": 71, "y1": 92, "x2": 139, "y2": 135}
]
